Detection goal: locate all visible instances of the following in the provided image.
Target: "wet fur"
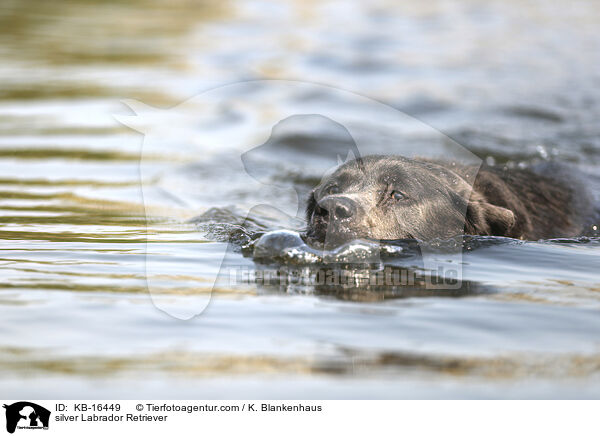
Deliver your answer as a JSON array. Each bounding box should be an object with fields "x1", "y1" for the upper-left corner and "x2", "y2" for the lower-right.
[{"x1": 306, "y1": 155, "x2": 589, "y2": 244}]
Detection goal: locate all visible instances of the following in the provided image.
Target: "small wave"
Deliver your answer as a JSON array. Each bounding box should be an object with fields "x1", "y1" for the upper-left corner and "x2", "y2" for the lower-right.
[
  {"x1": 246, "y1": 230, "x2": 521, "y2": 265},
  {"x1": 248, "y1": 230, "x2": 414, "y2": 265}
]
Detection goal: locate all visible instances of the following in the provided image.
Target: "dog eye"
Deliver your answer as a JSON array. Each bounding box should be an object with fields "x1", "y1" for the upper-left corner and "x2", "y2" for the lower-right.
[
  {"x1": 391, "y1": 190, "x2": 406, "y2": 200},
  {"x1": 325, "y1": 185, "x2": 339, "y2": 195}
]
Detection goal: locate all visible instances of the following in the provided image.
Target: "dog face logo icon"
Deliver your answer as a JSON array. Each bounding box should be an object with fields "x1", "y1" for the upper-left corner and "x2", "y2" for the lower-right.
[
  {"x1": 117, "y1": 80, "x2": 482, "y2": 319},
  {"x1": 3, "y1": 402, "x2": 50, "y2": 434}
]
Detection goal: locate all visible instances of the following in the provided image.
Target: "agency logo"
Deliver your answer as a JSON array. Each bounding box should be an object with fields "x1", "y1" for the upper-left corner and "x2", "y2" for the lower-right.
[{"x1": 3, "y1": 402, "x2": 50, "y2": 434}]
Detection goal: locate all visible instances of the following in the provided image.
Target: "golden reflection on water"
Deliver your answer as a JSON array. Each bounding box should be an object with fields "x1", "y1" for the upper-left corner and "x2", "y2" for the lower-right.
[
  {"x1": 3, "y1": 346, "x2": 600, "y2": 381},
  {"x1": 0, "y1": 0, "x2": 227, "y2": 104}
]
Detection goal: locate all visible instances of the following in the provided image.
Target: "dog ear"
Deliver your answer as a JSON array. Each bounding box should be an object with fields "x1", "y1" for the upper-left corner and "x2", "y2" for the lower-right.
[
  {"x1": 465, "y1": 192, "x2": 515, "y2": 236},
  {"x1": 483, "y1": 202, "x2": 515, "y2": 235},
  {"x1": 305, "y1": 190, "x2": 317, "y2": 222}
]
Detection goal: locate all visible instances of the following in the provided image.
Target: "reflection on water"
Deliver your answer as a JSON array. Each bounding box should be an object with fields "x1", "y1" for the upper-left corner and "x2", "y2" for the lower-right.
[{"x1": 1, "y1": 0, "x2": 600, "y2": 398}]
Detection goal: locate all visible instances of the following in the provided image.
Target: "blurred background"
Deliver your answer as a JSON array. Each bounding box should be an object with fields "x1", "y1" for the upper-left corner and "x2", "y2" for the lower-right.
[{"x1": 1, "y1": 0, "x2": 600, "y2": 398}]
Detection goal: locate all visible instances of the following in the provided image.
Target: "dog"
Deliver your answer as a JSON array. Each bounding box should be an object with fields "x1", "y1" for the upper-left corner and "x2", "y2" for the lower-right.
[{"x1": 305, "y1": 155, "x2": 593, "y2": 247}]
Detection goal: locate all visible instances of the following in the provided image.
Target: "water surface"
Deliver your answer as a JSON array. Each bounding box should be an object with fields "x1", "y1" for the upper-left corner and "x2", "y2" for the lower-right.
[{"x1": 1, "y1": 0, "x2": 600, "y2": 398}]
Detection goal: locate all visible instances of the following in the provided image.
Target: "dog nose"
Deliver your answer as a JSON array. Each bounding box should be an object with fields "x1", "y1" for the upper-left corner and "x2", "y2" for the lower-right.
[{"x1": 318, "y1": 197, "x2": 357, "y2": 221}]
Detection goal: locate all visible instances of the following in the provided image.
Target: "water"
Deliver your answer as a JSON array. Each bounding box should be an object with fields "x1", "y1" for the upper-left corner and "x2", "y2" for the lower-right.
[{"x1": 1, "y1": 0, "x2": 600, "y2": 399}]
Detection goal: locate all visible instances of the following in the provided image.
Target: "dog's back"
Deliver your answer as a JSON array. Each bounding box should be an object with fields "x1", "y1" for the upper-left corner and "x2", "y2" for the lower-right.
[{"x1": 444, "y1": 160, "x2": 595, "y2": 239}]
